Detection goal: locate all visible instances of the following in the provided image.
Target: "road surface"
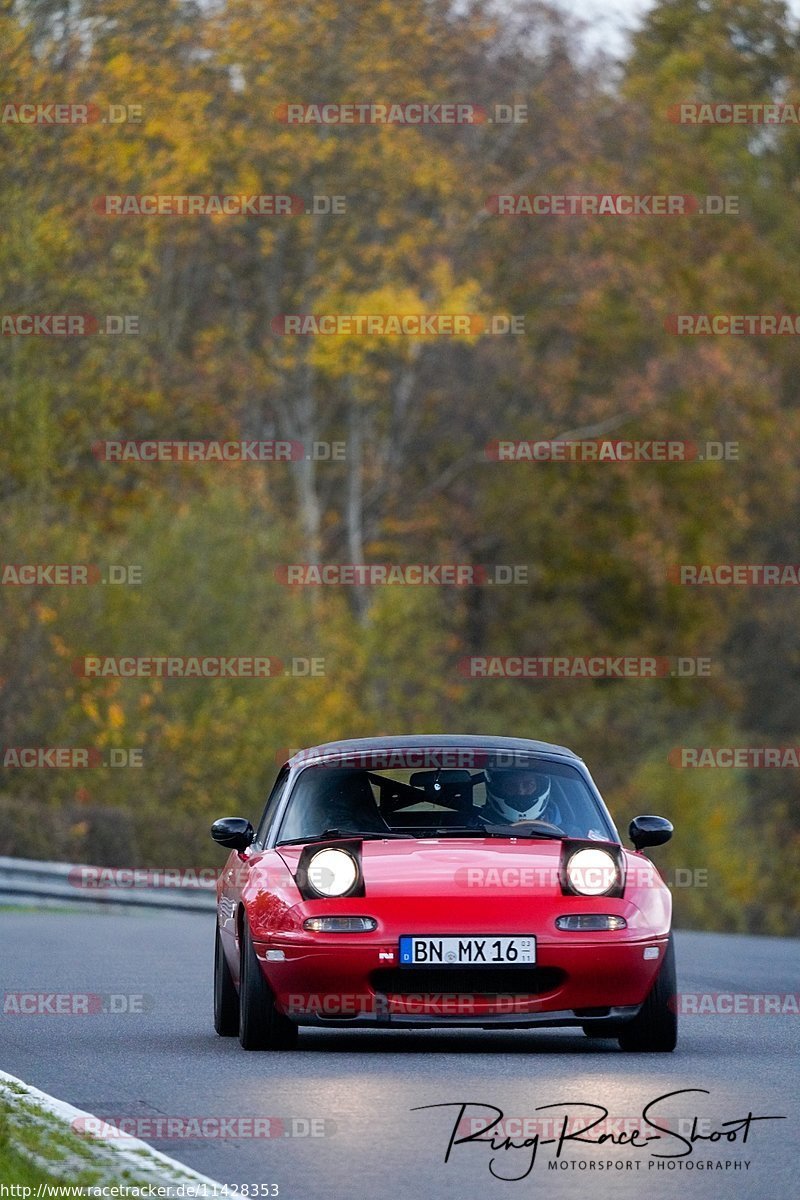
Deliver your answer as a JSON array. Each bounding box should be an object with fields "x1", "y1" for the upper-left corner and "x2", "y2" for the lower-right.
[{"x1": 2, "y1": 910, "x2": 797, "y2": 1198}]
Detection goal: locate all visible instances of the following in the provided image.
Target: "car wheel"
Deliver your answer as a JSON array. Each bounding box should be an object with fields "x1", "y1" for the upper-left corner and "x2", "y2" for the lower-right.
[
  {"x1": 214, "y1": 923, "x2": 239, "y2": 1036},
  {"x1": 617, "y1": 934, "x2": 678, "y2": 1052},
  {"x1": 238, "y1": 920, "x2": 298, "y2": 1051}
]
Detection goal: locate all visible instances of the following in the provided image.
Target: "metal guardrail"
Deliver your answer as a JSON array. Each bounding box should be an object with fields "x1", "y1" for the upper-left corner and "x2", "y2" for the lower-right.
[{"x1": 0, "y1": 855, "x2": 217, "y2": 912}]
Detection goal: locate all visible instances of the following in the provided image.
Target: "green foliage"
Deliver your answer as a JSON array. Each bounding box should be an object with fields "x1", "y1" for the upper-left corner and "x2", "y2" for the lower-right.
[{"x1": 0, "y1": 0, "x2": 798, "y2": 930}]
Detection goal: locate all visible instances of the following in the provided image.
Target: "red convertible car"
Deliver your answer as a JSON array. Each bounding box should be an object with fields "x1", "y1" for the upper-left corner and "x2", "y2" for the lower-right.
[{"x1": 212, "y1": 735, "x2": 676, "y2": 1052}]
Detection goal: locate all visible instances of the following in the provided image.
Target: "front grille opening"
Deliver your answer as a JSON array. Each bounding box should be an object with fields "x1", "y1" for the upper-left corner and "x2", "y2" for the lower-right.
[{"x1": 371, "y1": 966, "x2": 566, "y2": 996}]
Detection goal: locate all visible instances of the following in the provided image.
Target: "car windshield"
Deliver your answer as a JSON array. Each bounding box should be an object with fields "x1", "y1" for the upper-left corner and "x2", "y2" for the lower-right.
[{"x1": 274, "y1": 752, "x2": 616, "y2": 843}]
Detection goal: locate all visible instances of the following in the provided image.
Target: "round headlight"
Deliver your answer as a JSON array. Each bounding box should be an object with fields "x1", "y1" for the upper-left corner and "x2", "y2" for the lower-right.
[
  {"x1": 306, "y1": 848, "x2": 358, "y2": 897},
  {"x1": 566, "y1": 848, "x2": 618, "y2": 896}
]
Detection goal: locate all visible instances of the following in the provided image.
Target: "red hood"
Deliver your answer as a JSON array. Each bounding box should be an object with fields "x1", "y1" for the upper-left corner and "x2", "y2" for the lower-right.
[
  {"x1": 261, "y1": 837, "x2": 669, "y2": 940},
  {"x1": 277, "y1": 837, "x2": 571, "y2": 897}
]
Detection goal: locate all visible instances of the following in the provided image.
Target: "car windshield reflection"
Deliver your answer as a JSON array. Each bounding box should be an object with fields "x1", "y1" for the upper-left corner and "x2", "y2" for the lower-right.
[{"x1": 275, "y1": 758, "x2": 616, "y2": 844}]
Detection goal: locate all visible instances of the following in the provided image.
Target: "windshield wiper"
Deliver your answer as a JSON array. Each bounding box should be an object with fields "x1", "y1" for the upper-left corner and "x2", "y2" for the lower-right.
[
  {"x1": 277, "y1": 823, "x2": 569, "y2": 846},
  {"x1": 481, "y1": 822, "x2": 566, "y2": 839},
  {"x1": 415, "y1": 823, "x2": 566, "y2": 840},
  {"x1": 276, "y1": 827, "x2": 415, "y2": 847}
]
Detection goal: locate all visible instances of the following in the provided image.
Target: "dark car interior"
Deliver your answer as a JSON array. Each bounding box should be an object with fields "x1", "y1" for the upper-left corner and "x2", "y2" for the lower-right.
[
  {"x1": 275, "y1": 763, "x2": 617, "y2": 843},
  {"x1": 372, "y1": 769, "x2": 478, "y2": 828}
]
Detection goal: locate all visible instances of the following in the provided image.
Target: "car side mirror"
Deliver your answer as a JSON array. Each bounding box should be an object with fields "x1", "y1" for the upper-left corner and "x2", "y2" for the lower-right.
[
  {"x1": 211, "y1": 817, "x2": 255, "y2": 851},
  {"x1": 629, "y1": 815, "x2": 673, "y2": 852}
]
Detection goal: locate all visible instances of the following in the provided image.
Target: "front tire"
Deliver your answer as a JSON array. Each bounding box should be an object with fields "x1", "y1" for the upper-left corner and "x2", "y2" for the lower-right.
[
  {"x1": 214, "y1": 924, "x2": 239, "y2": 1036},
  {"x1": 618, "y1": 934, "x2": 678, "y2": 1052},
  {"x1": 238, "y1": 921, "x2": 298, "y2": 1051}
]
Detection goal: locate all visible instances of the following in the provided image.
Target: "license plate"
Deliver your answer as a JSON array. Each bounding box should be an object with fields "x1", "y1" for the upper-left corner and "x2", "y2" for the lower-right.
[{"x1": 399, "y1": 936, "x2": 535, "y2": 966}]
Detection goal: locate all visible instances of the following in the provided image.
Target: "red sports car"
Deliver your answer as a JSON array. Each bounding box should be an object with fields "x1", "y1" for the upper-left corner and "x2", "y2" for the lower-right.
[{"x1": 211, "y1": 736, "x2": 676, "y2": 1052}]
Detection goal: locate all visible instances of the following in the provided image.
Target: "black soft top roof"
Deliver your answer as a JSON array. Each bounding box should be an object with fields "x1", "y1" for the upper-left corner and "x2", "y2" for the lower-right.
[{"x1": 286, "y1": 734, "x2": 581, "y2": 768}]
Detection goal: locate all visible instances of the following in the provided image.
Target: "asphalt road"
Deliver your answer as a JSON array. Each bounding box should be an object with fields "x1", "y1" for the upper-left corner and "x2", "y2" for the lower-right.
[{"x1": 1, "y1": 910, "x2": 797, "y2": 1200}]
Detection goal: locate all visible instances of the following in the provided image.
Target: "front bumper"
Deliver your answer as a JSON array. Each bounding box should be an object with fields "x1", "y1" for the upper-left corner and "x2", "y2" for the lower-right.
[
  {"x1": 254, "y1": 935, "x2": 667, "y2": 1027},
  {"x1": 291, "y1": 1006, "x2": 641, "y2": 1030}
]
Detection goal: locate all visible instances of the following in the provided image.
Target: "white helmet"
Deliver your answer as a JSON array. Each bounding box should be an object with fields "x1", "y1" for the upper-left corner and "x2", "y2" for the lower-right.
[{"x1": 484, "y1": 769, "x2": 556, "y2": 824}]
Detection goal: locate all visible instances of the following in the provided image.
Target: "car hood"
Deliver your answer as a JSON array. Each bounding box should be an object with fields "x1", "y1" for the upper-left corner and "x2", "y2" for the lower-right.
[
  {"x1": 278, "y1": 837, "x2": 571, "y2": 897},
  {"x1": 267, "y1": 838, "x2": 669, "y2": 938}
]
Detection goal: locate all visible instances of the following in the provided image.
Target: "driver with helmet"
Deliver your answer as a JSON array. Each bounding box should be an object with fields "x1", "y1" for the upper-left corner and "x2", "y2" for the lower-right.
[{"x1": 478, "y1": 767, "x2": 564, "y2": 829}]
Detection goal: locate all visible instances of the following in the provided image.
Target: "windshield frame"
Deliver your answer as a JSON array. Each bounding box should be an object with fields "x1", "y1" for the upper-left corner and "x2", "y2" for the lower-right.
[{"x1": 267, "y1": 749, "x2": 620, "y2": 848}]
